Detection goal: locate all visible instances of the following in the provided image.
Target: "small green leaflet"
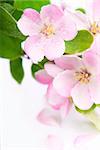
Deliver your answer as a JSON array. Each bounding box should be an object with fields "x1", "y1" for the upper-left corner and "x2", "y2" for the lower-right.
[
  {"x1": 10, "y1": 58, "x2": 24, "y2": 83},
  {"x1": 31, "y1": 58, "x2": 48, "y2": 77}
]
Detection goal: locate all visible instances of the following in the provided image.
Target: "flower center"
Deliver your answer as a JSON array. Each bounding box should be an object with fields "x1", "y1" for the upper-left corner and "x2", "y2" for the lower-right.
[
  {"x1": 75, "y1": 68, "x2": 91, "y2": 84},
  {"x1": 41, "y1": 24, "x2": 55, "y2": 37},
  {"x1": 90, "y1": 22, "x2": 100, "y2": 35}
]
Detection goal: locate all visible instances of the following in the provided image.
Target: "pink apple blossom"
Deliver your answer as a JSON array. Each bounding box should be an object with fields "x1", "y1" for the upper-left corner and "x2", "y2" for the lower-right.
[
  {"x1": 53, "y1": 54, "x2": 100, "y2": 110},
  {"x1": 17, "y1": 4, "x2": 77, "y2": 63},
  {"x1": 74, "y1": 0, "x2": 100, "y2": 55}
]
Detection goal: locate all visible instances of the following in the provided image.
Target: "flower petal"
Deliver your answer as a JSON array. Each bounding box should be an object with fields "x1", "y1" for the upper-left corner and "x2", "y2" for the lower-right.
[
  {"x1": 91, "y1": 35, "x2": 100, "y2": 56},
  {"x1": 24, "y1": 36, "x2": 44, "y2": 63},
  {"x1": 54, "y1": 55, "x2": 83, "y2": 70},
  {"x1": 89, "y1": 76, "x2": 100, "y2": 104},
  {"x1": 60, "y1": 99, "x2": 72, "y2": 119},
  {"x1": 71, "y1": 83, "x2": 93, "y2": 110},
  {"x1": 44, "y1": 37, "x2": 65, "y2": 60},
  {"x1": 72, "y1": 11, "x2": 90, "y2": 30},
  {"x1": 74, "y1": 134, "x2": 96, "y2": 147},
  {"x1": 56, "y1": 13, "x2": 77, "y2": 40},
  {"x1": 37, "y1": 108, "x2": 60, "y2": 126},
  {"x1": 46, "y1": 84, "x2": 66, "y2": 108},
  {"x1": 86, "y1": 0, "x2": 100, "y2": 21},
  {"x1": 46, "y1": 135, "x2": 64, "y2": 150},
  {"x1": 17, "y1": 8, "x2": 40, "y2": 36},
  {"x1": 35, "y1": 69, "x2": 53, "y2": 84},
  {"x1": 53, "y1": 70, "x2": 76, "y2": 97},
  {"x1": 44, "y1": 63, "x2": 63, "y2": 78},
  {"x1": 83, "y1": 51, "x2": 100, "y2": 75},
  {"x1": 40, "y1": 4, "x2": 63, "y2": 23}
]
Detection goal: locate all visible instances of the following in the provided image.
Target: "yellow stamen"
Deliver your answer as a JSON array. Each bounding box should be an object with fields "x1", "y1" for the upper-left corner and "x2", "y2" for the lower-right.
[
  {"x1": 90, "y1": 22, "x2": 100, "y2": 35},
  {"x1": 75, "y1": 68, "x2": 91, "y2": 84},
  {"x1": 41, "y1": 24, "x2": 55, "y2": 36}
]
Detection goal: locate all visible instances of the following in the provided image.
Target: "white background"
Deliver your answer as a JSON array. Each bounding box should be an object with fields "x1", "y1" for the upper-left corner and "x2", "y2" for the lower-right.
[{"x1": 1, "y1": 0, "x2": 100, "y2": 150}]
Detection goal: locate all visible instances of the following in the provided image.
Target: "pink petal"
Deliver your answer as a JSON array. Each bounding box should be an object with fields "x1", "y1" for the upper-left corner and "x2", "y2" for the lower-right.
[
  {"x1": 86, "y1": 0, "x2": 100, "y2": 21},
  {"x1": 40, "y1": 4, "x2": 63, "y2": 23},
  {"x1": 71, "y1": 83, "x2": 93, "y2": 110},
  {"x1": 73, "y1": 11, "x2": 90, "y2": 30},
  {"x1": 53, "y1": 70, "x2": 76, "y2": 97},
  {"x1": 56, "y1": 13, "x2": 77, "y2": 40},
  {"x1": 74, "y1": 134, "x2": 96, "y2": 147},
  {"x1": 17, "y1": 9, "x2": 40, "y2": 36},
  {"x1": 89, "y1": 76, "x2": 100, "y2": 104},
  {"x1": 54, "y1": 55, "x2": 83, "y2": 70},
  {"x1": 23, "y1": 8, "x2": 40, "y2": 22},
  {"x1": 46, "y1": 84, "x2": 66, "y2": 108},
  {"x1": 44, "y1": 37, "x2": 65, "y2": 60},
  {"x1": 91, "y1": 35, "x2": 100, "y2": 56},
  {"x1": 37, "y1": 108, "x2": 60, "y2": 126},
  {"x1": 35, "y1": 69, "x2": 53, "y2": 84},
  {"x1": 44, "y1": 63, "x2": 63, "y2": 78},
  {"x1": 60, "y1": 99, "x2": 72, "y2": 119},
  {"x1": 46, "y1": 135, "x2": 64, "y2": 150},
  {"x1": 83, "y1": 51, "x2": 100, "y2": 75},
  {"x1": 24, "y1": 36, "x2": 44, "y2": 64}
]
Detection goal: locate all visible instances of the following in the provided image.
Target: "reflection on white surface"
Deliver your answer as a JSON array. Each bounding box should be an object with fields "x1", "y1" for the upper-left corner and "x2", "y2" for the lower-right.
[
  {"x1": 1, "y1": 58, "x2": 100, "y2": 150},
  {"x1": 1, "y1": 0, "x2": 100, "y2": 150}
]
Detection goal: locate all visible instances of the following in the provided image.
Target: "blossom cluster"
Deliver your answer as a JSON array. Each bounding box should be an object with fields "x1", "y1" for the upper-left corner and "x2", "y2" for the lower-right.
[{"x1": 17, "y1": 0, "x2": 100, "y2": 126}]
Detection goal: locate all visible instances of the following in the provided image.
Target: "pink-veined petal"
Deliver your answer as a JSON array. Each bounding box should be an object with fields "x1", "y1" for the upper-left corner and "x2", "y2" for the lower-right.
[
  {"x1": 44, "y1": 63, "x2": 63, "y2": 78},
  {"x1": 24, "y1": 36, "x2": 44, "y2": 64},
  {"x1": 53, "y1": 70, "x2": 76, "y2": 97},
  {"x1": 46, "y1": 84, "x2": 66, "y2": 108},
  {"x1": 35, "y1": 69, "x2": 53, "y2": 84},
  {"x1": 89, "y1": 76, "x2": 100, "y2": 104},
  {"x1": 71, "y1": 83, "x2": 93, "y2": 110},
  {"x1": 54, "y1": 55, "x2": 83, "y2": 70},
  {"x1": 17, "y1": 8, "x2": 40, "y2": 36},
  {"x1": 40, "y1": 4, "x2": 63, "y2": 23},
  {"x1": 37, "y1": 108, "x2": 61, "y2": 126},
  {"x1": 44, "y1": 37, "x2": 65, "y2": 60}
]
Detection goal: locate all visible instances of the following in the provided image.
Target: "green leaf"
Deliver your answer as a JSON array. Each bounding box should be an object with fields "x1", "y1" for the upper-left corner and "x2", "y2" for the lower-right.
[
  {"x1": 10, "y1": 58, "x2": 24, "y2": 83},
  {"x1": 75, "y1": 104, "x2": 96, "y2": 114},
  {"x1": 0, "y1": 0, "x2": 14, "y2": 5},
  {"x1": 0, "y1": 31, "x2": 23, "y2": 59},
  {"x1": 0, "y1": 5, "x2": 25, "y2": 40},
  {"x1": 14, "y1": 0, "x2": 50, "y2": 11},
  {"x1": 76, "y1": 8, "x2": 86, "y2": 14},
  {"x1": 12, "y1": 9, "x2": 23, "y2": 20},
  {"x1": 0, "y1": 2, "x2": 23, "y2": 20},
  {"x1": 0, "y1": 2, "x2": 15, "y2": 13},
  {"x1": 65, "y1": 30, "x2": 93, "y2": 54},
  {"x1": 31, "y1": 58, "x2": 48, "y2": 77}
]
